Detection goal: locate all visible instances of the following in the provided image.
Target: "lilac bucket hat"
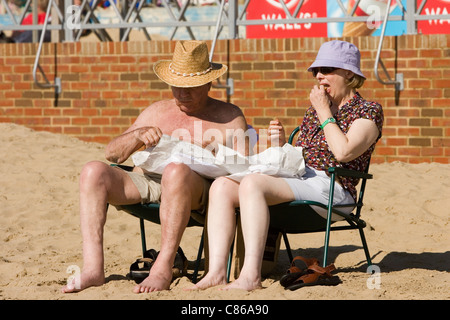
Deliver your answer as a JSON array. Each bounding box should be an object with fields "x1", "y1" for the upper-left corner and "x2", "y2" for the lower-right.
[{"x1": 308, "y1": 40, "x2": 365, "y2": 79}]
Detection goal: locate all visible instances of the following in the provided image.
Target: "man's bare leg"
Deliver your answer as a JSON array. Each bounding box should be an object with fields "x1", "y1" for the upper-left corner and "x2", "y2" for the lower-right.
[
  {"x1": 62, "y1": 161, "x2": 141, "y2": 293},
  {"x1": 133, "y1": 163, "x2": 205, "y2": 293}
]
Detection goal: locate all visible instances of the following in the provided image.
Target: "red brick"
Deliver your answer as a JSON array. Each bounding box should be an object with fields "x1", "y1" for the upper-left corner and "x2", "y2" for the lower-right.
[
  {"x1": 72, "y1": 117, "x2": 90, "y2": 125},
  {"x1": 0, "y1": 35, "x2": 449, "y2": 164},
  {"x1": 374, "y1": 147, "x2": 396, "y2": 156}
]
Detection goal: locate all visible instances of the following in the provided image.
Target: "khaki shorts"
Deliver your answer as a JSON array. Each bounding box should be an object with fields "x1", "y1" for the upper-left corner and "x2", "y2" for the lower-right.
[{"x1": 121, "y1": 168, "x2": 212, "y2": 216}]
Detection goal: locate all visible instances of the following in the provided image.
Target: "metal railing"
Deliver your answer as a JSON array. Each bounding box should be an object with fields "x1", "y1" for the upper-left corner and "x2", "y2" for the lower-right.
[
  {"x1": 2, "y1": 0, "x2": 449, "y2": 96},
  {"x1": 374, "y1": 0, "x2": 404, "y2": 92},
  {"x1": 32, "y1": 0, "x2": 61, "y2": 99},
  {"x1": 2, "y1": 0, "x2": 449, "y2": 42}
]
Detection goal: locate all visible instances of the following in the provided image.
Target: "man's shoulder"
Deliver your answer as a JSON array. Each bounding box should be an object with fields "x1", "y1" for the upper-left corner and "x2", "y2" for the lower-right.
[
  {"x1": 143, "y1": 99, "x2": 174, "y2": 112},
  {"x1": 135, "y1": 100, "x2": 175, "y2": 125},
  {"x1": 210, "y1": 98, "x2": 243, "y2": 115},
  {"x1": 207, "y1": 99, "x2": 247, "y2": 130}
]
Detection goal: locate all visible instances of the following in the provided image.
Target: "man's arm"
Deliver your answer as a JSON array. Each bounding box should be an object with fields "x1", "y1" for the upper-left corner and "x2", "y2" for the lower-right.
[{"x1": 105, "y1": 106, "x2": 162, "y2": 164}]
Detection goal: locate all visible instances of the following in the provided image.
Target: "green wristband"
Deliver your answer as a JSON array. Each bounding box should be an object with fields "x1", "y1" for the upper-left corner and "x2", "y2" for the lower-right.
[{"x1": 320, "y1": 117, "x2": 336, "y2": 130}]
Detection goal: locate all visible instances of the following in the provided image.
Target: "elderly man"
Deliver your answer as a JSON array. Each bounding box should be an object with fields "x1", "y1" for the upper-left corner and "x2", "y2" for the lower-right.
[{"x1": 62, "y1": 40, "x2": 249, "y2": 293}]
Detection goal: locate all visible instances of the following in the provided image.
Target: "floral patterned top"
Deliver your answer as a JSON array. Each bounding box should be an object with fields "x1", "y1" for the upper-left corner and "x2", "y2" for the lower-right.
[{"x1": 295, "y1": 92, "x2": 384, "y2": 201}]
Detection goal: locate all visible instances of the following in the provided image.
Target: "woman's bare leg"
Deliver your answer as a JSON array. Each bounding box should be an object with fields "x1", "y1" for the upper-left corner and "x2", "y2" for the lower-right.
[
  {"x1": 223, "y1": 174, "x2": 294, "y2": 291},
  {"x1": 189, "y1": 177, "x2": 240, "y2": 290}
]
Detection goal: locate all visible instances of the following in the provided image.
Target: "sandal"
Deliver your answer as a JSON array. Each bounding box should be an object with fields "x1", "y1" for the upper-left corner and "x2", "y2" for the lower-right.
[
  {"x1": 285, "y1": 263, "x2": 341, "y2": 291},
  {"x1": 130, "y1": 257, "x2": 155, "y2": 284},
  {"x1": 129, "y1": 249, "x2": 158, "y2": 284},
  {"x1": 280, "y1": 256, "x2": 319, "y2": 288},
  {"x1": 172, "y1": 247, "x2": 188, "y2": 279},
  {"x1": 129, "y1": 247, "x2": 188, "y2": 284}
]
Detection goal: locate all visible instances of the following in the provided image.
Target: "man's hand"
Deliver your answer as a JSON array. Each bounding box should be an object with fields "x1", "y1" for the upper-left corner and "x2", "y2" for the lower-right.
[{"x1": 134, "y1": 126, "x2": 163, "y2": 148}]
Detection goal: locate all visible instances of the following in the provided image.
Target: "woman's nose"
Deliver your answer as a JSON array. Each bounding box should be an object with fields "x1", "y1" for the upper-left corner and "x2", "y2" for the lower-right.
[{"x1": 315, "y1": 72, "x2": 325, "y2": 79}]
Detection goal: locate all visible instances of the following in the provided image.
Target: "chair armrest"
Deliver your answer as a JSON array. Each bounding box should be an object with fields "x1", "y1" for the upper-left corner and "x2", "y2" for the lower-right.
[
  {"x1": 328, "y1": 167, "x2": 373, "y2": 180},
  {"x1": 288, "y1": 126, "x2": 301, "y2": 144},
  {"x1": 110, "y1": 164, "x2": 134, "y2": 172}
]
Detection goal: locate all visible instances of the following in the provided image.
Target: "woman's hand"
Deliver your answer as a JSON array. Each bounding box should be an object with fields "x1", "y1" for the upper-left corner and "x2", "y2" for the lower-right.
[
  {"x1": 310, "y1": 85, "x2": 332, "y2": 114},
  {"x1": 268, "y1": 119, "x2": 286, "y2": 147}
]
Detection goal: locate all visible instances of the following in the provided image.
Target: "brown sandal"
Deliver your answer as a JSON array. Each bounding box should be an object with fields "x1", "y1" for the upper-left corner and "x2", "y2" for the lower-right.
[
  {"x1": 280, "y1": 256, "x2": 319, "y2": 288},
  {"x1": 285, "y1": 263, "x2": 341, "y2": 291}
]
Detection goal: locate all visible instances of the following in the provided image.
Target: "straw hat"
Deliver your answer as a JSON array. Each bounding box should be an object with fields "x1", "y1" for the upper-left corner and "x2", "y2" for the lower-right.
[{"x1": 153, "y1": 40, "x2": 228, "y2": 88}]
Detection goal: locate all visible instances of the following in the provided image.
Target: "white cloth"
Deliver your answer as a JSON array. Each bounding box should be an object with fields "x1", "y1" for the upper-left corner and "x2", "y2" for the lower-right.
[{"x1": 132, "y1": 134, "x2": 305, "y2": 181}]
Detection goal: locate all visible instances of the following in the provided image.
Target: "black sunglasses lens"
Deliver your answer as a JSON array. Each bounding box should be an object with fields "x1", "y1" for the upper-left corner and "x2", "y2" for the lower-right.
[
  {"x1": 312, "y1": 67, "x2": 336, "y2": 76},
  {"x1": 322, "y1": 67, "x2": 336, "y2": 74}
]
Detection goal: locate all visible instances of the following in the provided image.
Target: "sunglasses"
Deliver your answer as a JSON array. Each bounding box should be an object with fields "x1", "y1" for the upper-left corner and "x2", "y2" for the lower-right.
[{"x1": 311, "y1": 67, "x2": 338, "y2": 77}]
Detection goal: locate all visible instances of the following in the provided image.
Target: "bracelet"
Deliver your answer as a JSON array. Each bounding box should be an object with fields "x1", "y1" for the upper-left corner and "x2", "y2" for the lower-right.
[{"x1": 320, "y1": 117, "x2": 336, "y2": 130}]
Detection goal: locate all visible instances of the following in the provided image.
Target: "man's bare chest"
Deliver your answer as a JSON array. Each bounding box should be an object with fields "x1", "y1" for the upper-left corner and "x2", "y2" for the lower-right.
[{"x1": 157, "y1": 116, "x2": 228, "y2": 144}]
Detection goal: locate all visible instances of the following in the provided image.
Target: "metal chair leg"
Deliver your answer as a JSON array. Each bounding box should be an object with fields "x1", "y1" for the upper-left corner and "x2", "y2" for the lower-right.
[
  {"x1": 192, "y1": 231, "x2": 204, "y2": 283},
  {"x1": 139, "y1": 218, "x2": 147, "y2": 255},
  {"x1": 359, "y1": 227, "x2": 372, "y2": 266},
  {"x1": 282, "y1": 231, "x2": 293, "y2": 262}
]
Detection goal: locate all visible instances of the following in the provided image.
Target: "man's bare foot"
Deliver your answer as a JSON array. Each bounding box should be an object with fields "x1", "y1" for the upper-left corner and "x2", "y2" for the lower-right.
[
  {"x1": 133, "y1": 262, "x2": 173, "y2": 293},
  {"x1": 185, "y1": 272, "x2": 227, "y2": 290},
  {"x1": 221, "y1": 277, "x2": 262, "y2": 291},
  {"x1": 61, "y1": 271, "x2": 105, "y2": 293}
]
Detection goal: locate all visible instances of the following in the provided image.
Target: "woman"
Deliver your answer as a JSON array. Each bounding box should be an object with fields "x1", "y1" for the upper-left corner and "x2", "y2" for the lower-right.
[{"x1": 192, "y1": 40, "x2": 384, "y2": 291}]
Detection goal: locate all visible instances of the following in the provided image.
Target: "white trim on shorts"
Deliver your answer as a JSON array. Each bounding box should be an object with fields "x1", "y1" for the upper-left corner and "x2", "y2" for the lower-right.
[{"x1": 282, "y1": 166, "x2": 355, "y2": 221}]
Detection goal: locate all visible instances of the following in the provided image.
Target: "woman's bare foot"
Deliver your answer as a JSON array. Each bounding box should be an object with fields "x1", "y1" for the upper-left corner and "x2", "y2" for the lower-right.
[
  {"x1": 61, "y1": 270, "x2": 105, "y2": 293},
  {"x1": 221, "y1": 276, "x2": 262, "y2": 291},
  {"x1": 186, "y1": 272, "x2": 227, "y2": 290}
]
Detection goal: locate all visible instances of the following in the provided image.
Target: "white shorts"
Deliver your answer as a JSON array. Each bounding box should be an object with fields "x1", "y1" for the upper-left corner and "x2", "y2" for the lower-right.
[{"x1": 282, "y1": 166, "x2": 355, "y2": 221}]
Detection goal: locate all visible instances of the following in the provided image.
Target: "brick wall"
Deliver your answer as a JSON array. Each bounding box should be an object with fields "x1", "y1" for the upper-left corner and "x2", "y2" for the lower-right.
[{"x1": 0, "y1": 34, "x2": 449, "y2": 163}]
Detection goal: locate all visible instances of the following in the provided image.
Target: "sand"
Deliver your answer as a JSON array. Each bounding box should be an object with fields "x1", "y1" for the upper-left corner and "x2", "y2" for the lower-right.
[{"x1": 0, "y1": 122, "x2": 449, "y2": 300}]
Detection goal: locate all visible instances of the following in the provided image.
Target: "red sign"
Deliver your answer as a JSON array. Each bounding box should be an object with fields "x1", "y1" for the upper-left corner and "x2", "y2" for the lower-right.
[
  {"x1": 246, "y1": 0, "x2": 327, "y2": 38},
  {"x1": 417, "y1": 0, "x2": 450, "y2": 34}
]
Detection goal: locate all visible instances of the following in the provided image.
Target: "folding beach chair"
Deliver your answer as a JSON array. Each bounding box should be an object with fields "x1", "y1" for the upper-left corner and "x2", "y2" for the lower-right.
[
  {"x1": 268, "y1": 126, "x2": 374, "y2": 268},
  {"x1": 110, "y1": 164, "x2": 206, "y2": 283}
]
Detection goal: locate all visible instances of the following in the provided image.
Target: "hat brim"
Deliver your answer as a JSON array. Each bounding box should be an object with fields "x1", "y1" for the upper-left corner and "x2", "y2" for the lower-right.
[
  {"x1": 308, "y1": 59, "x2": 365, "y2": 79},
  {"x1": 153, "y1": 61, "x2": 228, "y2": 88}
]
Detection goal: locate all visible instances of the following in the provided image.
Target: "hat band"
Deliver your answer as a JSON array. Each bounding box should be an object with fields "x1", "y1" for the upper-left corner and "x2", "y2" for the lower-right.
[{"x1": 169, "y1": 63, "x2": 212, "y2": 77}]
